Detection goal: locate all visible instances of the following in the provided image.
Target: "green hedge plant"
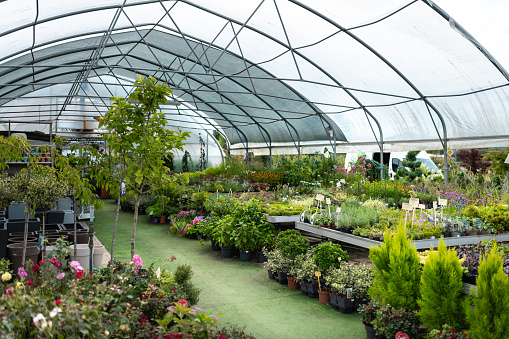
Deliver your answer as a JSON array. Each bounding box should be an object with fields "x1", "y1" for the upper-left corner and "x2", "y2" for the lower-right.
[
  {"x1": 466, "y1": 244, "x2": 509, "y2": 338},
  {"x1": 418, "y1": 238, "x2": 465, "y2": 330},
  {"x1": 368, "y1": 224, "x2": 421, "y2": 309}
]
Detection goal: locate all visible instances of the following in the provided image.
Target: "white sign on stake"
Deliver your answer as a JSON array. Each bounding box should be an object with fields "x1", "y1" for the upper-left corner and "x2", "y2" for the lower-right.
[
  {"x1": 433, "y1": 201, "x2": 437, "y2": 209},
  {"x1": 439, "y1": 198, "x2": 447, "y2": 206},
  {"x1": 409, "y1": 198, "x2": 420, "y2": 207},
  {"x1": 316, "y1": 194, "x2": 324, "y2": 202},
  {"x1": 325, "y1": 198, "x2": 331, "y2": 205}
]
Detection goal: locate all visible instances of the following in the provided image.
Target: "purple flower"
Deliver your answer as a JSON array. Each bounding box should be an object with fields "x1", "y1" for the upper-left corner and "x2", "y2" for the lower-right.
[{"x1": 18, "y1": 267, "x2": 28, "y2": 279}]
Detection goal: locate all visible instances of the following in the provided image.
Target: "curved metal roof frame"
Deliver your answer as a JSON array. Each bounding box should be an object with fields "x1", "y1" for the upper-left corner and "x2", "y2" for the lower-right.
[{"x1": 1, "y1": 0, "x2": 509, "y2": 165}]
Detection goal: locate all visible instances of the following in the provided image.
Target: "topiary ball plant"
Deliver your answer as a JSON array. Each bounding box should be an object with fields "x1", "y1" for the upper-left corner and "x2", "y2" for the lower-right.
[{"x1": 312, "y1": 241, "x2": 349, "y2": 273}]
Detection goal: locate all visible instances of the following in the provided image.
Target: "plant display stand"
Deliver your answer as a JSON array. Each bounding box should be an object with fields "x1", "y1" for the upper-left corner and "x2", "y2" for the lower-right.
[
  {"x1": 264, "y1": 214, "x2": 299, "y2": 232},
  {"x1": 295, "y1": 222, "x2": 509, "y2": 250}
]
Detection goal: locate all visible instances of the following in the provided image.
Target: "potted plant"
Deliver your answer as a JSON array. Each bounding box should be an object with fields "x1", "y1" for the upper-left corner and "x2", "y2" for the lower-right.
[
  {"x1": 234, "y1": 221, "x2": 260, "y2": 262},
  {"x1": 274, "y1": 229, "x2": 309, "y2": 284},
  {"x1": 290, "y1": 251, "x2": 319, "y2": 298},
  {"x1": 326, "y1": 263, "x2": 373, "y2": 313},
  {"x1": 264, "y1": 248, "x2": 291, "y2": 283},
  {"x1": 146, "y1": 205, "x2": 164, "y2": 224},
  {"x1": 358, "y1": 299, "x2": 380, "y2": 339},
  {"x1": 212, "y1": 215, "x2": 236, "y2": 258}
]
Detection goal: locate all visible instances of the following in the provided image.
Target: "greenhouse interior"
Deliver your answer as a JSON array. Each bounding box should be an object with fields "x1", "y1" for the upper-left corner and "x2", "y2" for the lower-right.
[{"x1": 0, "y1": 0, "x2": 508, "y2": 338}]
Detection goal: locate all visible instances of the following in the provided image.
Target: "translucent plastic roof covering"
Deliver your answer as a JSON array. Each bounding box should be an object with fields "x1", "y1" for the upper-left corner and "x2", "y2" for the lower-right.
[{"x1": 1, "y1": 0, "x2": 508, "y2": 157}]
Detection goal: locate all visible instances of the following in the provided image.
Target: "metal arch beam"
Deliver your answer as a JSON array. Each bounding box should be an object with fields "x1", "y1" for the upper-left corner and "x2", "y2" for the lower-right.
[
  {"x1": 3, "y1": 18, "x2": 331, "y2": 150},
  {"x1": 0, "y1": 21, "x2": 335, "y2": 144},
  {"x1": 289, "y1": 0, "x2": 450, "y2": 182},
  {"x1": 174, "y1": 0, "x2": 347, "y2": 144},
  {"x1": 124, "y1": 65, "x2": 251, "y2": 151},
  {"x1": 161, "y1": 55, "x2": 273, "y2": 152},
  {"x1": 423, "y1": 1, "x2": 509, "y2": 82},
  {"x1": 56, "y1": 2, "x2": 126, "y2": 119}
]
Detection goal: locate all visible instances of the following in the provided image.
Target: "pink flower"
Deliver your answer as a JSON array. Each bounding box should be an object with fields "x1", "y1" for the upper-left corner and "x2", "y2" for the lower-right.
[
  {"x1": 367, "y1": 163, "x2": 371, "y2": 167},
  {"x1": 18, "y1": 267, "x2": 28, "y2": 279},
  {"x1": 56, "y1": 299, "x2": 62, "y2": 306},
  {"x1": 56, "y1": 273, "x2": 65, "y2": 280},
  {"x1": 132, "y1": 255, "x2": 141, "y2": 262},
  {"x1": 177, "y1": 299, "x2": 188, "y2": 308},
  {"x1": 70, "y1": 261, "x2": 81, "y2": 268},
  {"x1": 6, "y1": 287, "x2": 14, "y2": 295}
]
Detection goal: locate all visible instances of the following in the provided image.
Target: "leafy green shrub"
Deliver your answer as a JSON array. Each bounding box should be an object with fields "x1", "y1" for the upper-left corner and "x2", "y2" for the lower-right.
[
  {"x1": 418, "y1": 238, "x2": 465, "y2": 330},
  {"x1": 275, "y1": 230, "x2": 309, "y2": 260},
  {"x1": 466, "y1": 244, "x2": 509, "y2": 338},
  {"x1": 173, "y1": 264, "x2": 200, "y2": 305},
  {"x1": 369, "y1": 225, "x2": 421, "y2": 309},
  {"x1": 312, "y1": 241, "x2": 348, "y2": 272}
]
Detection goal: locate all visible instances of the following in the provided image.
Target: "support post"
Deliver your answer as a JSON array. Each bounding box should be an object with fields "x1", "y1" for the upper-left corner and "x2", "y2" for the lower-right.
[{"x1": 88, "y1": 206, "x2": 95, "y2": 272}]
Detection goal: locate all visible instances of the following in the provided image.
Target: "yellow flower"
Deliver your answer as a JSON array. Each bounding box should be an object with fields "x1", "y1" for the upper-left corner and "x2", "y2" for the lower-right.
[
  {"x1": 1, "y1": 272, "x2": 11, "y2": 282},
  {"x1": 16, "y1": 282, "x2": 24, "y2": 288}
]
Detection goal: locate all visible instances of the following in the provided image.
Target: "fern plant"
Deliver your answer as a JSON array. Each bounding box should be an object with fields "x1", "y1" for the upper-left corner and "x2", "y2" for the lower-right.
[
  {"x1": 418, "y1": 238, "x2": 465, "y2": 330},
  {"x1": 368, "y1": 224, "x2": 421, "y2": 309}
]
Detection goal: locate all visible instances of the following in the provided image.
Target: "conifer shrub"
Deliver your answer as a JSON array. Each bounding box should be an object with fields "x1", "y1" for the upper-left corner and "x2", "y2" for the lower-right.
[
  {"x1": 368, "y1": 224, "x2": 421, "y2": 309},
  {"x1": 466, "y1": 245, "x2": 509, "y2": 338},
  {"x1": 418, "y1": 238, "x2": 465, "y2": 330}
]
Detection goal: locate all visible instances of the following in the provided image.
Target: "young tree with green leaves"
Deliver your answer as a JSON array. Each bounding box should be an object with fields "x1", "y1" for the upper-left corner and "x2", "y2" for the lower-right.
[
  {"x1": 99, "y1": 75, "x2": 189, "y2": 259},
  {"x1": 368, "y1": 224, "x2": 421, "y2": 309},
  {"x1": 418, "y1": 238, "x2": 465, "y2": 330}
]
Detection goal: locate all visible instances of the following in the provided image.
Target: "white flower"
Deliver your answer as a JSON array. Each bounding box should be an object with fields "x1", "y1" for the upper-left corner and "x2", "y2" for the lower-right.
[
  {"x1": 50, "y1": 307, "x2": 62, "y2": 318},
  {"x1": 33, "y1": 313, "x2": 46, "y2": 328},
  {"x1": 156, "y1": 267, "x2": 161, "y2": 280}
]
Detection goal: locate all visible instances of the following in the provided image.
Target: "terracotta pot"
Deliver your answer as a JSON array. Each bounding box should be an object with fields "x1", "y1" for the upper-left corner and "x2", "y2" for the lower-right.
[
  {"x1": 159, "y1": 215, "x2": 166, "y2": 224},
  {"x1": 318, "y1": 289, "x2": 330, "y2": 304},
  {"x1": 177, "y1": 230, "x2": 184, "y2": 237},
  {"x1": 287, "y1": 276, "x2": 300, "y2": 290}
]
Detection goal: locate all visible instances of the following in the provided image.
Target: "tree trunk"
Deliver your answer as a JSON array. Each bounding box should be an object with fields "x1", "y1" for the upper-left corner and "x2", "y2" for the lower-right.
[
  {"x1": 110, "y1": 181, "x2": 122, "y2": 280},
  {"x1": 131, "y1": 196, "x2": 140, "y2": 259},
  {"x1": 73, "y1": 193, "x2": 77, "y2": 258}
]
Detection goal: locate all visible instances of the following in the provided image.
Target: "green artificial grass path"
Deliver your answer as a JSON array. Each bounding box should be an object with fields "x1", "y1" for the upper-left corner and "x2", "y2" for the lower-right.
[{"x1": 93, "y1": 199, "x2": 365, "y2": 339}]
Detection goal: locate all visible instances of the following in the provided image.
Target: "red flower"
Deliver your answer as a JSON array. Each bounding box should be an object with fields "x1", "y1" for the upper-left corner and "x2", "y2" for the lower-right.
[
  {"x1": 56, "y1": 299, "x2": 62, "y2": 306},
  {"x1": 32, "y1": 264, "x2": 39, "y2": 272},
  {"x1": 463, "y1": 335, "x2": 468, "y2": 338},
  {"x1": 177, "y1": 299, "x2": 188, "y2": 308},
  {"x1": 451, "y1": 336, "x2": 456, "y2": 339},
  {"x1": 27, "y1": 281, "x2": 33, "y2": 285},
  {"x1": 75, "y1": 271, "x2": 83, "y2": 279},
  {"x1": 452, "y1": 329, "x2": 456, "y2": 333},
  {"x1": 39, "y1": 260, "x2": 45, "y2": 265}
]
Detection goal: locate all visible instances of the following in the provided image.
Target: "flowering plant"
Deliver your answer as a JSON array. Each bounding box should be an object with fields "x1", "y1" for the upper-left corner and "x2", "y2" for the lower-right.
[
  {"x1": 371, "y1": 304, "x2": 421, "y2": 338},
  {"x1": 428, "y1": 324, "x2": 471, "y2": 339}
]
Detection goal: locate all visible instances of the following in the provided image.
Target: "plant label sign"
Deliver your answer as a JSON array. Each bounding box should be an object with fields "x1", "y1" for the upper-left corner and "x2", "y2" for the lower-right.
[
  {"x1": 325, "y1": 198, "x2": 331, "y2": 205},
  {"x1": 409, "y1": 198, "x2": 419, "y2": 207},
  {"x1": 314, "y1": 271, "x2": 321, "y2": 277},
  {"x1": 439, "y1": 198, "x2": 447, "y2": 206},
  {"x1": 433, "y1": 201, "x2": 437, "y2": 209},
  {"x1": 315, "y1": 194, "x2": 324, "y2": 202},
  {"x1": 340, "y1": 179, "x2": 346, "y2": 184},
  {"x1": 418, "y1": 204, "x2": 426, "y2": 210},
  {"x1": 401, "y1": 203, "x2": 412, "y2": 211},
  {"x1": 336, "y1": 207, "x2": 341, "y2": 213}
]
